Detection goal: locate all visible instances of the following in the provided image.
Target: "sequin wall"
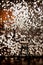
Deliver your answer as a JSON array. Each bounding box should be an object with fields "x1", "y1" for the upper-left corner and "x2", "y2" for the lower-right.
[{"x1": 0, "y1": 0, "x2": 43, "y2": 56}]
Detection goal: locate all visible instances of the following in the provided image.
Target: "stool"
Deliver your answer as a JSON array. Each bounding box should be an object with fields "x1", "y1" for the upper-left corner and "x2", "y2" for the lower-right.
[{"x1": 20, "y1": 41, "x2": 28, "y2": 57}]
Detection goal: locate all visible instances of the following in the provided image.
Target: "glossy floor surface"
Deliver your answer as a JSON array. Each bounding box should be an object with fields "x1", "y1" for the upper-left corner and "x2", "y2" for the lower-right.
[{"x1": 0, "y1": 57, "x2": 43, "y2": 65}]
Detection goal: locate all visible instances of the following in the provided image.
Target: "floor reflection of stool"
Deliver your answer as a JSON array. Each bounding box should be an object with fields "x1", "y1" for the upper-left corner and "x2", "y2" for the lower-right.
[{"x1": 20, "y1": 41, "x2": 28, "y2": 57}]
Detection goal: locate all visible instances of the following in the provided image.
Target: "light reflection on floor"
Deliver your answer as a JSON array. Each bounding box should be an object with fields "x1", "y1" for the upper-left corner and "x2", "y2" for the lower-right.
[{"x1": 0, "y1": 57, "x2": 43, "y2": 65}]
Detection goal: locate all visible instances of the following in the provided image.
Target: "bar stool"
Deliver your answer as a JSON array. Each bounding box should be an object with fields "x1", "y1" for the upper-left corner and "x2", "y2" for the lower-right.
[{"x1": 20, "y1": 41, "x2": 28, "y2": 57}]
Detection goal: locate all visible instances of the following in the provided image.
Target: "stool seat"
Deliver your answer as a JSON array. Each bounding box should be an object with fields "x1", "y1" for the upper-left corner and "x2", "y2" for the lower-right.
[{"x1": 20, "y1": 41, "x2": 28, "y2": 44}]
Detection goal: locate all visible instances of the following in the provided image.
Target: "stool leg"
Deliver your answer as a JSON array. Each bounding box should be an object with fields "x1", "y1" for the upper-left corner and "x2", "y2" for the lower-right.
[
  {"x1": 27, "y1": 44, "x2": 28, "y2": 56},
  {"x1": 20, "y1": 45, "x2": 22, "y2": 56}
]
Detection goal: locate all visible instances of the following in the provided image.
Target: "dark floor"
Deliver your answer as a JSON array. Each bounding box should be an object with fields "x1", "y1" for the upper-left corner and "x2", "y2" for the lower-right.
[{"x1": 0, "y1": 57, "x2": 43, "y2": 65}]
